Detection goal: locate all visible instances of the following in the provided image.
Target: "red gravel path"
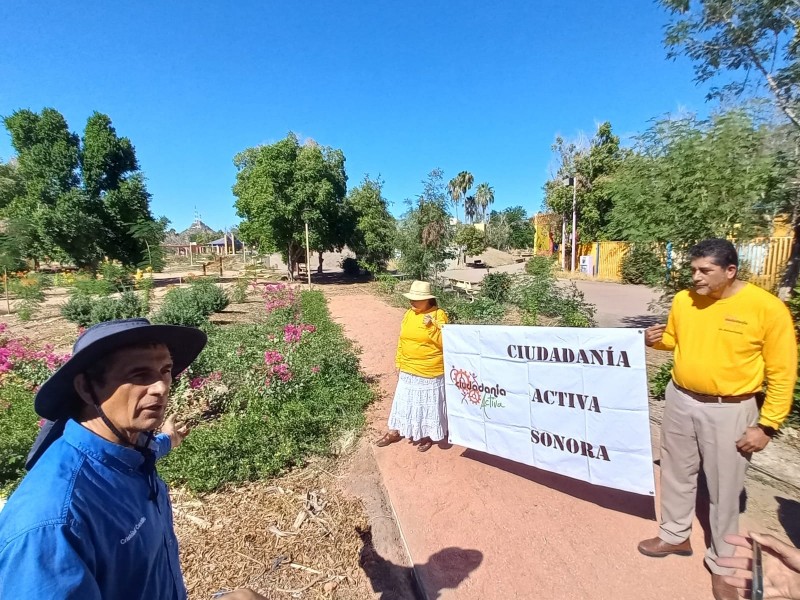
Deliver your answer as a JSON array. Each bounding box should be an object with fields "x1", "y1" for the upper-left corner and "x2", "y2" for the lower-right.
[{"x1": 326, "y1": 292, "x2": 717, "y2": 600}]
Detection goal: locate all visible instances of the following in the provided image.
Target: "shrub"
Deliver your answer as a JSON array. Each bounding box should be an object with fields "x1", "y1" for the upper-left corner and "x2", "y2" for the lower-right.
[
  {"x1": 73, "y1": 273, "x2": 116, "y2": 296},
  {"x1": 188, "y1": 278, "x2": 229, "y2": 314},
  {"x1": 651, "y1": 360, "x2": 673, "y2": 400},
  {"x1": 525, "y1": 256, "x2": 556, "y2": 278},
  {"x1": 0, "y1": 383, "x2": 39, "y2": 495},
  {"x1": 62, "y1": 291, "x2": 146, "y2": 327},
  {"x1": 374, "y1": 273, "x2": 398, "y2": 295},
  {"x1": 510, "y1": 274, "x2": 595, "y2": 327},
  {"x1": 231, "y1": 279, "x2": 249, "y2": 304},
  {"x1": 480, "y1": 272, "x2": 512, "y2": 303},
  {"x1": 152, "y1": 279, "x2": 229, "y2": 327},
  {"x1": 442, "y1": 296, "x2": 505, "y2": 324},
  {"x1": 8, "y1": 273, "x2": 48, "y2": 321},
  {"x1": 158, "y1": 290, "x2": 373, "y2": 492},
  {"x1": 99, "y1": 261, "x2": 133, "y2": 291},
  {"x1": 621, "y1": 245, "x2": 664, "y2": 286},
  {"x1": 152, "y1": 288, "x2": 208, "y2": 327},
  {"x1": 61, "y1": 292, "x2": 95, "y2": 327},
  {"x1": 341, "y1": 257, "x2": 360, "y2": 277},
  {"x1": 0, "y1": 324, "x2": 69, "y2": 493}
]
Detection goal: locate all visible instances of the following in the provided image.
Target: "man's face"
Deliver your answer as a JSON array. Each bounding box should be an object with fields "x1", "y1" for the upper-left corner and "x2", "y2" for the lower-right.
[
  {"x1": 90, "y1": 344, "x2": 174, "y2": 435},
  {"x1": 690, "y1": 256, "x2": 736, "y2": 297}
]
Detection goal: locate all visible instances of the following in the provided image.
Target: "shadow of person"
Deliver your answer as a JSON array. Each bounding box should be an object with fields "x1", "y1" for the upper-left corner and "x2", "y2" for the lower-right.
[
  {"x1": 358, "y1": 527, "x2": 483, "y2": 600},
  {"x1": 465, "y1": 449, "x2": 656, "y2": 520},
  {"x1": 776, "y1": 496, "x2": 800, "y2": 547}
]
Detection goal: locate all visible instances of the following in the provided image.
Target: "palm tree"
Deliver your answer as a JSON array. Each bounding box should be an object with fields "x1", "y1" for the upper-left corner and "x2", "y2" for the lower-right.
[
  {"x1": 464, "y1": 195, "x2": 478, "y2": 224},
  {"x1": 475, "y1": 182, "x2": 494, "y2": 223},
  {"x1": 448, "y1": 171, "x2": 474, "y2": 223}
]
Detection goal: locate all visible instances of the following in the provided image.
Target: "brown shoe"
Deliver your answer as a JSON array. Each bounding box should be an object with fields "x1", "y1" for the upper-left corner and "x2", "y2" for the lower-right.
[
  {"x1": 711, "y1": 574, "x2": 739, "y2": 600},
  {"x1": 637, "y1": 536, "x2": 693, "y2": 557},
  {"x1": 375, "y1": 431, "x2": 402, "y2": 447}
]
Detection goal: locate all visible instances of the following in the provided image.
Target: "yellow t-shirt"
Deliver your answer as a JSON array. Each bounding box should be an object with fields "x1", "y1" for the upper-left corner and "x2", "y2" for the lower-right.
[
  {"x1": 395, "y1": 307, "x2": 449, "y2": 378},
  {"x1": 654, "y1": 283, "x2": 797, "y2": 429}
]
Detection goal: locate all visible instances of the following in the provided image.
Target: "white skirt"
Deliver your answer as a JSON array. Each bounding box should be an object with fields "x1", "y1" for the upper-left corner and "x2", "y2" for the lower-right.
[{"x1": 387, "y1": 372, "x2": 448, "y2": 442}]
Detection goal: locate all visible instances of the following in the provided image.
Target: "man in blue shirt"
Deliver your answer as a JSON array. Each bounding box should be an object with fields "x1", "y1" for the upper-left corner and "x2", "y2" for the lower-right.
[{"x1": 0, "y1": 318, "x2": 265, "y2": 600}]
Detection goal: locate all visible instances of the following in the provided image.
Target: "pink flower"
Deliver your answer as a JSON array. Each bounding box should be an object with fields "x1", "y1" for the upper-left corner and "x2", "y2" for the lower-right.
[
  {"x1": 311, "y1": 366, "x2": 320, "y2": 374},
  {"x1": 271, "y1": 362, "x2": 293, "y2": 382},
  {"x1": 264, "y1": 350, "x2": 284, "y2": 365}
]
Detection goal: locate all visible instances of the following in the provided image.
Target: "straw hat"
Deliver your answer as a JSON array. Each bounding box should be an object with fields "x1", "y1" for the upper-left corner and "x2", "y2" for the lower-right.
[{"x1": 403, "y1": 280, "x2": 436, "y2": 301}]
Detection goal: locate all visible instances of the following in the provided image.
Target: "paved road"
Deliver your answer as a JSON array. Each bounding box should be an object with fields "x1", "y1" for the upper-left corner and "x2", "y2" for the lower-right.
[{"x1": 566, "y1": 279, "x2": 663, "y2": 328}]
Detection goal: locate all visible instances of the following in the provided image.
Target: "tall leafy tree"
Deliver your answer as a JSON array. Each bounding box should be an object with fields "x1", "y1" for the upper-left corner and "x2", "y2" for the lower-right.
[
  {"x1": 233, "y1": 133, "x2": 348, "y2": 279},
  {"x1": 661, "y1": 0, "x2": 800, "y2": 129},
  {"x1": 474, "y1": 182, "x2": 495, "y2": 223},
  {"x1": 543, "y1": 122, "x2": 627, "y2": 243},
  {"x1": 1, "y1": 108, "x2": 163, "y2": 270},
  {"x1": 397, "y1": 168, "x2": 453, "y2": 279},
  {"x1": 345, "y1": 175, "x2": 396, "y2": 274},
  {"x1": 488, "y1": 206, "x2": 536, "y2": 250},
  {"x1": 659, "y1": 0, "x2": 800, "y2": 290},
  {"x1": 606, "y1": 110, "x2": 784, "y2": 249}
]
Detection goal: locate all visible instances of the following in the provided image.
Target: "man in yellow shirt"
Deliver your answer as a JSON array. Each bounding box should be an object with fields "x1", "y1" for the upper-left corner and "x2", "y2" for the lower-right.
[{"x1": 637, "y1": 239, "x2": 797, "y2": 600}]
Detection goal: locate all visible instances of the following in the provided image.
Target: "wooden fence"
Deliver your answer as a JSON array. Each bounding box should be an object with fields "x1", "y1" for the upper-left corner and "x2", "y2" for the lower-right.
[{"x1": 571, "y1": 237, "x2": 793, "y2": 291}]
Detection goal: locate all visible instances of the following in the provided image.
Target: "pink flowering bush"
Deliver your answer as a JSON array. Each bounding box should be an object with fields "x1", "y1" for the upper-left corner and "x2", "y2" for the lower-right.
[
  {"x1": 158, "y1": 290, "x2": 373, "y2": 493},
  {"x1": 1, "y1": 323, "x2": 70, "y2": 492},
  {"x1": 260, "y1": 283, "x2": 297, "y2": 313},
  {"x1": 0, "y1": 323, "x2": 70, "y2": 388},
  {"x1": 166, "y1": 370, "x2": 229, "y2": 428}
]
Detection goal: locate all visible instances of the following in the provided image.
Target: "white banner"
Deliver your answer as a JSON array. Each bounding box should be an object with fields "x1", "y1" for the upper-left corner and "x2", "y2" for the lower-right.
[{"x1": 443, "y1": 325, "x2": 655, "y2": 496}]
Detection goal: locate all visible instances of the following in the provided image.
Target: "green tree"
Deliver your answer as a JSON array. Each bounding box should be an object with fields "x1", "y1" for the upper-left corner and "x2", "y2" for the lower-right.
[
  {"x1": 454, "y1": 224, "x2": 487, "y2": 259},
  {"x1": 474, "y1": 182, "x2": 495, "y2": 223},
  {"x1": 1, "y1": 108, "x2": 164, "y2": 270},
  {"x1": 661, "y1": 0, "x2": 800, "y2": 129},
  {"x1": 345, "y1": 175, "x2": 396, "y2": 274},
  {"x1": 659, "y1": 0, "x2": 800, "y2": 290},
  {"x1": 489, "y1": 206, "x2": 535, "y2": 250},
  {"x1": 606, "y1": 110, "x2": 783, "y2": 249},
  {"x1": 397, "y1": 168, "x2": 453, "y2": 279},
  {"x1": 543, "y1": 122, "x2": 627, "y2": 244},
  {"x1": 233, "y1": 133, "x2": 348, "y2": 279},
  {"x1": 0, "y1": 160, "x2": 24, "y2": 211},
  {"x1": 448, "y1": 171, "x2": 474, "y2": 223}
]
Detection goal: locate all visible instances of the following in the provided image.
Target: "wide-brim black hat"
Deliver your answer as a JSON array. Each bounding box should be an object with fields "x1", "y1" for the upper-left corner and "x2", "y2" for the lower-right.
[{"x1": 34, "y1": 318, "x2": 208, "y2": 421}]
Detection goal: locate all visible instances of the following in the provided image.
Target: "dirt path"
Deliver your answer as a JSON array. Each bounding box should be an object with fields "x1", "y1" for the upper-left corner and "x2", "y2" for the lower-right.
[{"x1": 326, "y1": 291, "x2": 800, "y2": 600}]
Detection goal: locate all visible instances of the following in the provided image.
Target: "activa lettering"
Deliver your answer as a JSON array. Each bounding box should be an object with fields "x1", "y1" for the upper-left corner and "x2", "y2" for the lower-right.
[
  {"x1": 507, "y1": 345, "x2": 631, "y2": 368},
  {"x1": 530, "y1": 429, "x2": 610, "y2": 461},
  {"x1": 532, "y1": 388, "x2": 601, "y2": 413}
]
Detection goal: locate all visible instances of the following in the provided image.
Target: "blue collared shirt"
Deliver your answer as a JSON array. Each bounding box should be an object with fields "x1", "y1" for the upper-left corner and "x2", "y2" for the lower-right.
[{"x1": 0, "y1": 420, "x2": 186, "y2": 599}]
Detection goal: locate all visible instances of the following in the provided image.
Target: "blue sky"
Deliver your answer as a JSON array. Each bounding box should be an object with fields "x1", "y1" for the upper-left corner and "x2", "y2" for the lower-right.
[{"x1": 0, "y1": 1, "x2": 714, "y2": 232}]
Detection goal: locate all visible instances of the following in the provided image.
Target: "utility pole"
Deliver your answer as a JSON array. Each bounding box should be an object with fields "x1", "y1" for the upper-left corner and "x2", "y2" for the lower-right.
[
  {"x1": 570, "y1": 177, "x2": 578, "y2": 272},
  {"x1": 304, "y1": 221, "x2": 312, "y2": 288}
]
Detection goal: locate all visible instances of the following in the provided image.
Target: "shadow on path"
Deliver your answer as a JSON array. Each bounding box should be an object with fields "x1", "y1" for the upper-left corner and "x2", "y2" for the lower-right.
[
  {"x1": 463, "y1": 449, "x2": 657, "y2": 520},
  {"x1": 358, "y1": 527, "x2": 483, "y2": 600},
  {"x1": 777, "y1": 496, "x2": 800, "y2": 547},
  {"x1": 618, "y1": 315, "x2": 662, "y2": 329}
]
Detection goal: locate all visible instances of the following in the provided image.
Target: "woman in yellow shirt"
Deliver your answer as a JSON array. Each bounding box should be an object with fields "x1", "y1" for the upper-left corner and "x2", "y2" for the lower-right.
[{"x1": 376, "y1": 281, "x2": 449, "y2": 452}]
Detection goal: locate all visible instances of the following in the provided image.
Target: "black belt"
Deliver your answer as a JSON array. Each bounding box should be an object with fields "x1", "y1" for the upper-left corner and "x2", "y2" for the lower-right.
[{"x1": 672, "y1": 381, "x2": 755, "y2": 404}]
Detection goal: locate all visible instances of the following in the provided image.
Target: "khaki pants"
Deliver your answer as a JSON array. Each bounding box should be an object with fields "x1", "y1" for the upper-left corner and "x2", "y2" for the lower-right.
[{"x1": 659, "y1": 381, "x2": 759, "y2": 575}]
